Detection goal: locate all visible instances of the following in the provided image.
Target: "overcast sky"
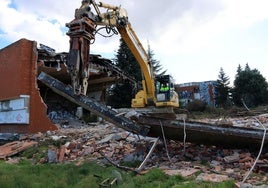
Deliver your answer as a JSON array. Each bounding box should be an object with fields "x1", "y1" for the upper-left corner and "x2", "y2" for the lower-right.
[{"x1": 1, "y1": 0, "x2": 268, "y2": 85}]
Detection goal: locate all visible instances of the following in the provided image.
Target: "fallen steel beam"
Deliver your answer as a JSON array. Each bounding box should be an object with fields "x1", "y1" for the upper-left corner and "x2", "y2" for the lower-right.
[
  {"x1": 138, "y1": 116, "x2": 268, "y2": 149},
  {"x1": 38, "y1": 72, "x2": 149, "y2": 136},
  {"x1": 37, "y1": 70, "x2": 268, "y2": 149}
]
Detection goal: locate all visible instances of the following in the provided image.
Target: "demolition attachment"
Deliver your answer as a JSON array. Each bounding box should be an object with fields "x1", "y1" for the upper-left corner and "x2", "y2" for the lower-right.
[{"x1": 66, "y1": 0, "x2": 96, "y2": 95}]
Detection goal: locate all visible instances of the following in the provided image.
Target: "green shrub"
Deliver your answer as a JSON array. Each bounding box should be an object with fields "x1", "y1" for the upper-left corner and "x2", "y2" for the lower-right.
[{"x1": 186, "y1": 100, "x2": 207, "y2": 112}]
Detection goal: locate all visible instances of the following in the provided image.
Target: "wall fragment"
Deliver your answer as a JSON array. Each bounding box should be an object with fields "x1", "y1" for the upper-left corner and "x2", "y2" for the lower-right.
[{"x1": 0, "y1": 39, "x2": 58, "y2": 133}]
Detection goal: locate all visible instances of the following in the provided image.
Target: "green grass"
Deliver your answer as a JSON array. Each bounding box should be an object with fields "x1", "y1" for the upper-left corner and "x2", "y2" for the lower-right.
[
  {"x1": 18, "y1": 138, "x2": 70, "y2": 162},
  {"x1": 0, "y1": 160, "x2": 110, "y2": 188},
  {"x1": 0, "y1": 160, "x2": 235, "y2": 188}
]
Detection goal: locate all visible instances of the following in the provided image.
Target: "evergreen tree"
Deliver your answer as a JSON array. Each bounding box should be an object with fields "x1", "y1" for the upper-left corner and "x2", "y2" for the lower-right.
[
  {"x1": 115, "y1": 38, "x2": 142, "y2": 81},
  {"x1": 245, "y1": 63, "x2": 250, "y2": 71},
  {"x1": 236, "y1": 64, "x2": 242, "y2": 75},
  {"x1": 106, "y1": 38, "x2": 167, "y2": 108},
  {"x1": 106, "y1": 81, "x2": 135, "y2": 108},
  {"x1": 214, "y1": 67, "x2": 231, "y2": 108},
  {"x1": 232, "y1": 64, "x2": 268, "y2": 107},
  {"x1": 147, "y1": 43, "x2": 166, "y2": 76},
  {"x1": 106, "y1": 38, "x2": 141, "y2": 108}
]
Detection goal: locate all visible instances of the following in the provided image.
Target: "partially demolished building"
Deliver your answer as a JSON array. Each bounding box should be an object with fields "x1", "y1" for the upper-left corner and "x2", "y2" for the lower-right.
[
  {"x1": 0, "y1": 38, "x2": 134, "y2": 133},
  {"x1": 0, "y1": 39, "x2": 267, "y2": 149}
]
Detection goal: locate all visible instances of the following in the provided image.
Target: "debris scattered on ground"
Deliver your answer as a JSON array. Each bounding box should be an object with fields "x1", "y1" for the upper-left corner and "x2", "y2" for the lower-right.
[
  {"x1": 0, "y1": 117, "x2": 267, "y2": 186},
  {"x1": 190, "y1": 114, "x2": 268, "y2": 129},
  {"x1": 0, "y1": 133, "x2": 19, "y2": 143},
  {"x1": 196, "y1": 173, "x2": 230, "y2": 183},
  {"x1": 162, "y1": 168, "x2": 199, "y2": 177}
]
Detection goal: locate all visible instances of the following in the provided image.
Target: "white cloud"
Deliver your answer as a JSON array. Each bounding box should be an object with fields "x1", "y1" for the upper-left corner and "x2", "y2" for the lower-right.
[
  {"x1": 0, "y1": 0, "x2": 71, "y2": 51},
  {"x1": 0, "y1": 0, "x2": 268, "y2": 83}
]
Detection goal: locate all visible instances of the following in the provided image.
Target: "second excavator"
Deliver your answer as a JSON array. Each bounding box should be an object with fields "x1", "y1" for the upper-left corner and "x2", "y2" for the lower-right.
[{"x1": 66, "y1": 0, "x2": 179, "y2": 108}]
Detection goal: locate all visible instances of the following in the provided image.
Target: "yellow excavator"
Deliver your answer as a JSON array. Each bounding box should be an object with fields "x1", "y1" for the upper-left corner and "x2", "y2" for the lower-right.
[{"x1": 66, "y1": 0, "x2": 179, "y2": 108}]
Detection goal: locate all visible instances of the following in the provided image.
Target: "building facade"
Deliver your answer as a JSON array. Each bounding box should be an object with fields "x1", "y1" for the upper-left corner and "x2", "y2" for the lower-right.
[{"x1": 175, "y1": 81, "x2": 217, "y2": 107}]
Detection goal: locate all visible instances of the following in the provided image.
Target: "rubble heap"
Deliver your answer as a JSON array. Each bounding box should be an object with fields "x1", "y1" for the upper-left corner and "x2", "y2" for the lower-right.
[{"x1": 0, "y1": 120, "x2": 267, "y2": 186}]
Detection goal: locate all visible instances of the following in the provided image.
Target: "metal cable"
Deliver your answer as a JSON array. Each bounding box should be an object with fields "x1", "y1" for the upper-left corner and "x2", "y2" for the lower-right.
[
  {"x1": 241, "y1": 99, "x2": 267, "y2": 183},
  {"x1": 159, "y1": 120, "x2": 171, "y2": 162},
  {"x1": 94, "y1": 26, "x2": 117, "y2": 38},
  {"x1": 242, "y1": 116, "x2": 266, "y2": 183},
  {"x1": 183, "y1": 117, "x2": 187, "y2": 154}
]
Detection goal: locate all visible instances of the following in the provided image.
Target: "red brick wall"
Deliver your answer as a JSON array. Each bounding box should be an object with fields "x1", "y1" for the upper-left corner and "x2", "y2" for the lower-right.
[{"x1": 0, "y1": 39, "x2": 57, "y2": 133}]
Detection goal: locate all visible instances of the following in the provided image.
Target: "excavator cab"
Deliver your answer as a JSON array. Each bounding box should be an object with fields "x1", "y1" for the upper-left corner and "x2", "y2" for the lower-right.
[{"x1": 155, "y1": 75, "x2": 179, "y2": 107}]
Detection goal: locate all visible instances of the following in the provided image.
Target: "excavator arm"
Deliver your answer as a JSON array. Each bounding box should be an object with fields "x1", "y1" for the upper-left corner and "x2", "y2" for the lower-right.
[
  {"x1": 117, "y1": 24, "x2": 156, "y2": 107},
  {"x1": 66, "y1": 0, "x2": 179, "y2": 108},
  {"x1": 90, "y1": 1, "x2": 156, "y2": 107}
]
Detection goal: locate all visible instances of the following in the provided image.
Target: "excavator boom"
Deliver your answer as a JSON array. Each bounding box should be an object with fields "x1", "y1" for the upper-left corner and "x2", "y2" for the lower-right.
[
  {"x1": 66, "y1": 0, "x2": 179, "y2": 108},
  {"x1": 117, "y1": 24, "x2": 155, "y2": 102}
]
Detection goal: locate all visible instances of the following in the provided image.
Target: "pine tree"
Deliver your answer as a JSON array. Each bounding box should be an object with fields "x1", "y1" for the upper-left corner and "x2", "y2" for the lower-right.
[
  {"x1": 106, "y1": 81, "x2": 135, "y2": 108},
  {"x1": 245, "y1": 63, "x2": 250, "y2": 71},
  {"x1": 106, "y1": 38, "x2": 141, "y2": 108},
  {"x1": 236, "y1": 64, "x2": 242, "y2": 76},
  {"x1": 106, "y1": 38, "x2": 168, "y2": 108},
  {"x1": 116, "y1": 38, "x2": 142, "y2": 81},
  {"x1": 215, "y1": 67, "x2": 231, "y2": 108},
  {"x1": 147, "y1": 43, "x2": 166, "y2": 76}
]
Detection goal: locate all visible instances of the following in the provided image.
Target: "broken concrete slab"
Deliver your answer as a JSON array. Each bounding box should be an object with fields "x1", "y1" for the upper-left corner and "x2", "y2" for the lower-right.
[
  {"x1": 162, "y1": 168, "x2": 199, "y2": 177},
  {"x1": 0, "y1": 133, "x2": 19, "y2": 142},
  {"x1": 234, "y1": 182, "x2": 268, "y2": 188},
  {"x1": 196, "y1": 173, "x2": 231, "y2": 183},
  {"x1": 224, "y1": 154, "x2": 240, "y2": 163},
  {"x1": 47, "y1": 148, "x2": 57, "y2": 163},
  {"x1": 137, "y1": 115, "x2": 268, "y2": 149}
]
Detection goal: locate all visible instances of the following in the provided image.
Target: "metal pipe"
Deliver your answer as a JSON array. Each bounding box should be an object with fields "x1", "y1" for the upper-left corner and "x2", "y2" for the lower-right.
[{"x1": 98, "y1": 2, "x2": 118, "y2": 10}]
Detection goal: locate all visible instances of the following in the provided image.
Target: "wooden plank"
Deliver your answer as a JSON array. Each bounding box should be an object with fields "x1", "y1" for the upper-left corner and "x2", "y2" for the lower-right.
[{"x1": 0, "y1": 141, "x2": 38, "y2": 159}]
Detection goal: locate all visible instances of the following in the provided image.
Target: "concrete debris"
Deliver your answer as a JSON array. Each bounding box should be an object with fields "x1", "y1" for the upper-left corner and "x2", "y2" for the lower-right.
[
  {"x1": 0, "y1": 133, "x2": 19, "y2": 142},
  {"x1": 162, "y1": 168, "x2": 199, "y2": 177},
  {"x1": 48, "y1": 110, "x2": 76, "y2": 121},
  {"x1": 196, "y1": 173, "x2": 231, "y2": 182},
  {"x1": 235, "y1": 182, "x2": 268, "y2": 188},
  {"x1": 48, "y1": 148, "x2": 57, "y2": 163},
  {"x1": 123, "y1": 153, "x2": 143, "y2": 162},
  {"x1": 0, "y1": 119, "x2": 267, "y2": 185},
  {"x1": 51, "y1": 135, "x2": 67, "y2": 141},
  {"x1": 137, "y1": 113, "x2": 268, "y2": 149},
  {"x1": 215, "y1": 118, "x2": 233, "y2": 126},
  {"x1": 96, "y1": 132, "x2": 128, "y2": 144},
  {"x1": 224, "y1": 154, "x2": 240, "y2": 163},
  {"x1": 193, "y1": 115, "x2": 268, "y2": 129}
]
